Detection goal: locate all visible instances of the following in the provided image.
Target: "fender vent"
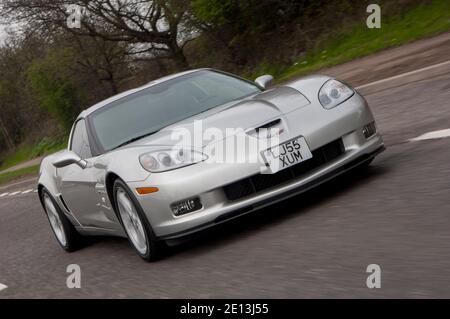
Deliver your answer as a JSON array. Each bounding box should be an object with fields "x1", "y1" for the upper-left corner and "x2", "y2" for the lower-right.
[{"x1": 58, "y1": 195, "x2": 72, "y2": 213}]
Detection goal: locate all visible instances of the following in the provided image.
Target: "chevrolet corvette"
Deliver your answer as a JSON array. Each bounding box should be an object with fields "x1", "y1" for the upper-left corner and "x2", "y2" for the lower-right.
[{"x1": 38, "y1": 69, "x2": 384, "y2": 261}]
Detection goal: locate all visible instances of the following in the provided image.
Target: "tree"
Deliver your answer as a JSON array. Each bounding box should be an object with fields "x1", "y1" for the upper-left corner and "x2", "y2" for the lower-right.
[
  {"x1": 27, "y1": 48, "x2": 81, "y2": 131},
  {"x1": 191, "y1": 0, "x2": 303, "y2": 67},
  {"x1": 70, "y1": 35, "x2": 134, "y2": 95},
  {"x1": 0, "y1": 80, "x2": 17, "y2": 151},
  {"x1": 1, "y1": 0, "x2": 195, "y2": 70},
  {"x1": 0, "y1": 33, "x2": 48, "y2": 152}
]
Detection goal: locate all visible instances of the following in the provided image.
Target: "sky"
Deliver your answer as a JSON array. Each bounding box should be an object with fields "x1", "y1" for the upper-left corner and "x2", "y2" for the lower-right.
[{"x1": 0, "y1": 22, "x2": 21, "y2": 45}]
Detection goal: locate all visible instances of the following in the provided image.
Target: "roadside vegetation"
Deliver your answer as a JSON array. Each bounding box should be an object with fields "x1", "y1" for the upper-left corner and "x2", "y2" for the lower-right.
[
  {"x1": 0, "y1": 137, "x2": 66, "y2": 171},
  {"x1": 269, "y1": 0, "x2": 450, "y2": 82},
  {"x1": 0, "y1": 0, "x2": 448, "y2": 175},
  {"x1": 0, "y1": 165, "x2": 39, "y2": 185}
]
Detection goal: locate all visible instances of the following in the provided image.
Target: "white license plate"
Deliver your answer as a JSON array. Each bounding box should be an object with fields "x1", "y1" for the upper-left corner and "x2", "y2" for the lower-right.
[{"x1": 262, "y1": 137, "x2": 313, "y2": 173}]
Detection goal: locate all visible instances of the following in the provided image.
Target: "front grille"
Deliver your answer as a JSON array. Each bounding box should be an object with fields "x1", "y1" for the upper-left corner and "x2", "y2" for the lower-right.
[{"x1": 223, "y1": 139, "x2": 345, "y2": 201}]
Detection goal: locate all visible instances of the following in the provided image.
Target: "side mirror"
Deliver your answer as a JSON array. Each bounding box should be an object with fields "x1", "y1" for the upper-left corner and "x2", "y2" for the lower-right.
[
  {"x1": 52, "y1": 151, "x2": 87, "y2": 169},
  {"x1": 255, "y1": 75, "x2": 274, "y2": 89}
]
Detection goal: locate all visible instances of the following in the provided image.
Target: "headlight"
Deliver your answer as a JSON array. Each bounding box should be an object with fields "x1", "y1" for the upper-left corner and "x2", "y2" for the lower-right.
[
  {"x1": 139, "y1": 149, "x2": 208, "y2": 172},
  {"x1": 318, "y1": 79, "x2": 354, "y2": 109}
]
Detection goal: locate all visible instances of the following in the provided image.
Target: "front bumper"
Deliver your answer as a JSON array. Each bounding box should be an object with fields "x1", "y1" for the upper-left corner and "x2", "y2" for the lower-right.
[
  {"x1": 164, "y1": 144, "x2": 384, "y2": 242},
  {"x1": 127, "y1": 93, "x2": 385, "y2": 239}
]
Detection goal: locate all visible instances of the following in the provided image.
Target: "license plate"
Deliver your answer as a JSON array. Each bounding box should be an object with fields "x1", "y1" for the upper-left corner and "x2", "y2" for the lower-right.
[{"x1": 262, "y1": 136, "x2": 313, "y2": 173}]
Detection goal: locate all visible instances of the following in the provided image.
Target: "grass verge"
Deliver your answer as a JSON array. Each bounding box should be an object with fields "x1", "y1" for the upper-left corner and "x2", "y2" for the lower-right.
[
  {"x1": 252, "y1": 0, "x2": 450, "y2": 83},
  {"x1": 0, "y1": 165, "x2": 40, "y2": 185},
  {"x1": 0, "y1": 137, "x2": 66, "y2": 171}
]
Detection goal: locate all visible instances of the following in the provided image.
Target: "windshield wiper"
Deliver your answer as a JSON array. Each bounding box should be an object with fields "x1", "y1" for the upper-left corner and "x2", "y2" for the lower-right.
[{"x1": 113, "y1": 131, "x2": 159, "y2": 150}]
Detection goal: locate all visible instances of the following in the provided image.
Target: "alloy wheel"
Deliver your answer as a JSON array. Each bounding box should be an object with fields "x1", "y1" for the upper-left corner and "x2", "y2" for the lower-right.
[{"x1": 116, "y1": 188, "x2": 148, "y2": 255}]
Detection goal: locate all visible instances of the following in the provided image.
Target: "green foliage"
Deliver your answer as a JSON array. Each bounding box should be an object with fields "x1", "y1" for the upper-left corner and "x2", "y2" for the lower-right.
[
  {"x1": 0, "y1": 79, "x2": 14, "y2": 100},
  {"x1": 30, "y1": 136, "x2": 67, "y2": 158},
  {"x1": 27, "y1": 49, "x2": 80, "y2": 131},
  {"x1": 192, "y1": 0, "x2": 238, "y2": 26},
  {"x1": 0, "y1": 136, "x2": 67, "y2": 171},
  {"x1": 0, "y1": 145, "x2": 33, "y2": 170},
  {"x1": 267, "y1": 0, "x2": 450, "y2": 83},
  {"x1": 191, "y1": 0, "x2": 300, "y2": 48}
]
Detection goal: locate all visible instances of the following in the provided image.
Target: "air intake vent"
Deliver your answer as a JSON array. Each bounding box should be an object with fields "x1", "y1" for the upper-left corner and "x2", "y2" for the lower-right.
[
  {"x1": 255, "y1": 119, "x2": 281, "y2": 131},
  {"x1": 223, "y1": 138, "x2": 345, "y2": 201},
  {"x1": 248, "y1": 119, "x2": 283, "y2": 138}
]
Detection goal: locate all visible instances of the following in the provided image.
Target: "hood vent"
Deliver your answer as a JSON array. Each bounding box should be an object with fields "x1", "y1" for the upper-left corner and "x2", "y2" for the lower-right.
[
  {"x1": 247, "y1": 119, "x2": 284, "y2": 139},
  {"x1": 255, "y1": 119, "x2": 281, "y2": 132}
]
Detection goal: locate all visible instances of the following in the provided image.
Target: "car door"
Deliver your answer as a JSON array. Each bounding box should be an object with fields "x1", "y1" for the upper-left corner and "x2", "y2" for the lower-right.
[{"x1": 57, "y1": 119, "x2": 110, "y2": 229}]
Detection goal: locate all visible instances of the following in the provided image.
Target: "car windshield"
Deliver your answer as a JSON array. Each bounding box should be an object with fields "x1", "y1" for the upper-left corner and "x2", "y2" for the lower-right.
[{"x1": 89, "y1": 70, "x2": 261, "y2": 152}]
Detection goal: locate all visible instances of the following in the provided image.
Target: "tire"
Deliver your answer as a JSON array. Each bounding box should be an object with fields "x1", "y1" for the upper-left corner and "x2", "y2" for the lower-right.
[
  {"x1": 113, "y1": 179, "x2": 163, "y2": 262},
  {"x1": 354, "y1": 158, "x2": 374, "y2": 173},
  {"x1": 41, "y1": 188, "x2": 84, "y2": 252}
]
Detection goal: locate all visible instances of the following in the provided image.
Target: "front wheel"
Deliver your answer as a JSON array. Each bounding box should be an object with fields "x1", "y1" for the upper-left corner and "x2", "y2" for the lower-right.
[
  {"x1": 41, "y1": 189, "x2": 84, "y2": 252},
  {"x1": 113, "y1": 179, "x2": 163, "y2": 262},
  {"x1": 355, "y1": 158, "x2": 374, "y2": 172}
]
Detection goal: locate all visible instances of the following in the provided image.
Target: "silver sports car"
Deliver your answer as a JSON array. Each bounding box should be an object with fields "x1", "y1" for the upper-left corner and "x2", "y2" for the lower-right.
[{"x1": 38, "y1": 69, "x2": 384, "y2": 261}]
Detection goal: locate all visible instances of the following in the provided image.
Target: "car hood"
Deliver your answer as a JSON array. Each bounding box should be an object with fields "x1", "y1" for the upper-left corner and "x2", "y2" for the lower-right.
[{"x1": 121, "y1": 85, "x2": 310, "y2": 149}]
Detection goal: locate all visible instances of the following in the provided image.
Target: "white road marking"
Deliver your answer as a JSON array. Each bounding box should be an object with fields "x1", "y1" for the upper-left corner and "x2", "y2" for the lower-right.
[
  {"x1": 409, "y1": 129, "x2": 450, "y2": 142},
  {"x1": 0, "y1": 177, "x2": 37, "y2": 191},
  {"x1": 356, "y1": 60, "x2": 450, "y2": 90},
  {"x1": 0, "y1": 283, "x2": 7, "y2": 291},
  {"x1": 0, "y1": 188, "x2": 39, "y2": 199}
]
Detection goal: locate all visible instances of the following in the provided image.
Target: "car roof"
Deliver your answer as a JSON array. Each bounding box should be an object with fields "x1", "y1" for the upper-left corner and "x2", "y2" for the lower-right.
[{"x1": 78, "y1": 68, "x2": 209, "y2": 119}]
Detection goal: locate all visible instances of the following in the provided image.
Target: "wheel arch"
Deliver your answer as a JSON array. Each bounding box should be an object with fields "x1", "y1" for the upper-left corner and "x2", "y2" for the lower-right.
[{"x1": 37, "y1": 156, "x2": 60, "y2": 211}]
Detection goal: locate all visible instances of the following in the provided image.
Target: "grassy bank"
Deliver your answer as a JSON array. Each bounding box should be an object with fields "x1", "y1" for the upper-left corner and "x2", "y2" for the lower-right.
[
  {"x1": 0, "y1": 165, "x2": 40, "y2": 185},
  {"x1": 251, "y1": 0, "x2": 450, "y2": 82},
  {"x1": 0, "y1": 137, "x2": 66, "y2": 171}
]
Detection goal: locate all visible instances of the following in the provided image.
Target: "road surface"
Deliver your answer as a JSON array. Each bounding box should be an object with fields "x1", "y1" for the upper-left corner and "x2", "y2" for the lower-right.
[{"x1": 1, "y1": 51, "x2": 450, "y2": 298}]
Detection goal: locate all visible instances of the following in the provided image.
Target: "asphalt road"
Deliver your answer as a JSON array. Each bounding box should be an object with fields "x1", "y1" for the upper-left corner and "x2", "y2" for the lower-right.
[{"x1": 1, "y1": 62, "x2": 450, "y2": 298}]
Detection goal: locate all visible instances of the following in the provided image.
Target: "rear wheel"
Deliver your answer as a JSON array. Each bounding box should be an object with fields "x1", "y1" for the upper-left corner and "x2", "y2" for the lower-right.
[
  {"x1": 113, "y1": 179, "x2": 163, "y2": 261},
  {"x1": 41, "y1": 189, "x2": 84, "y2": 252}
]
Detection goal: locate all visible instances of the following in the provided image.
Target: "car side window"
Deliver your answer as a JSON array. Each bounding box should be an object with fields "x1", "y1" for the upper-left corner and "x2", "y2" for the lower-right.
[{"x1": 70, "y1": 120, "x2": 92, "y2": 159}]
